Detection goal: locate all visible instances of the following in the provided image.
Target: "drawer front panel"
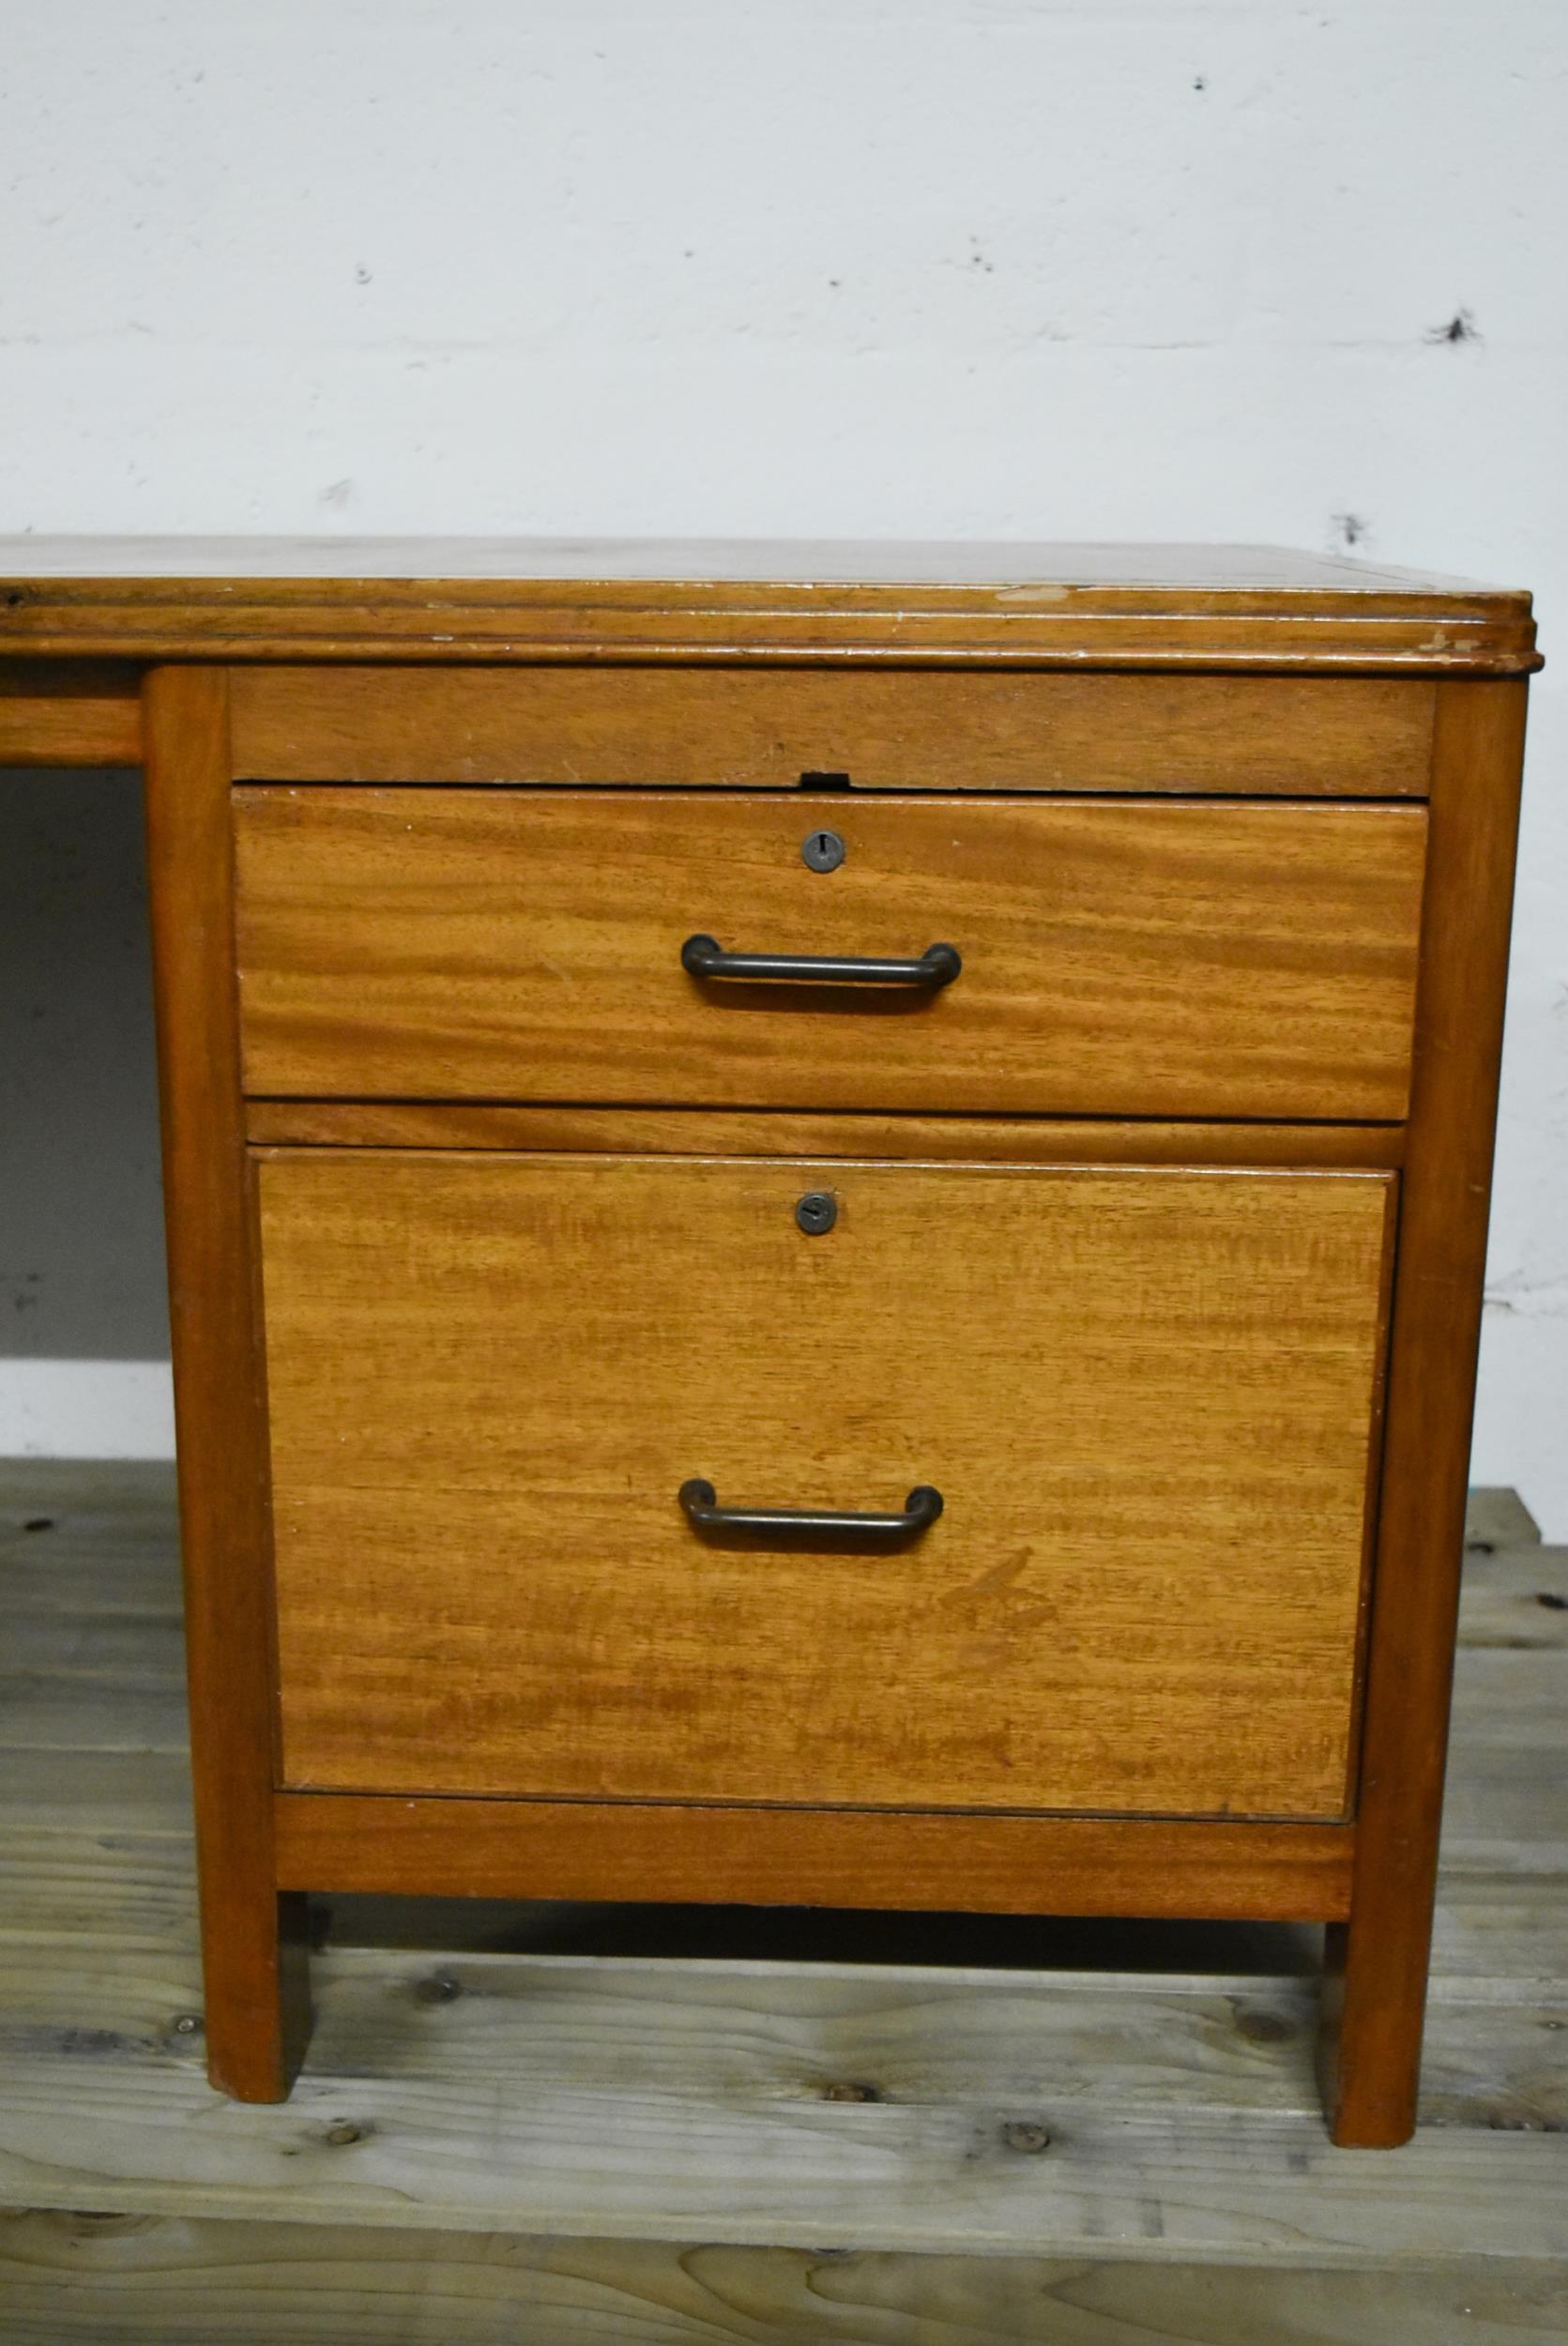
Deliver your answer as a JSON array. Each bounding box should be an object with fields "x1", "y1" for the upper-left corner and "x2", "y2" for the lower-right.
[
  {"x1": 260, "y1": 1150, "x2": 1393, "y2": 1819},
  {"x1": 229, "y1": 665, "x2": 1437, "y2": 795},
  {"x1": 235, "y1": 790, "x2": 1425, "y2": 1120}
]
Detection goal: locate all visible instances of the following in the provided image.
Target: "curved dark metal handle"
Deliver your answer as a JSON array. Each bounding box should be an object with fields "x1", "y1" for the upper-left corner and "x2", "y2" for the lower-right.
[
  {"x1": 680, "y1": 936, "x2": 961, "y2": 988},
  {"x1": 678, "y1": 1477, "x2": 943, "y2": 1544}
]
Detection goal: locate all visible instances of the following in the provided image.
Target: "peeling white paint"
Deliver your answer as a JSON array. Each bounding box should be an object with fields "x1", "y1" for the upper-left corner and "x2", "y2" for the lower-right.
[{"x1": 0, "y1": 0, "x2": 1563, "y2": 1530}]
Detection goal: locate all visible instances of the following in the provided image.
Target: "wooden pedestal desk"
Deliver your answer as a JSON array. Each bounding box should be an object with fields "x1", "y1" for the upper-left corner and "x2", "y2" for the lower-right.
[{"x1": 0, "y1": 541, "x2": 1539, "y2": 2146}]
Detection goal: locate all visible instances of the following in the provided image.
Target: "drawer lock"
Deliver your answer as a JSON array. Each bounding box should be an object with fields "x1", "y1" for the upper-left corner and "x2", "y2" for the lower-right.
[
  {"x1": 795, "y1": 1191, "x2": 838, "y2": 1235},
  {"x1": 801, "y1": 827, "x2": 847, "y2": 873}
]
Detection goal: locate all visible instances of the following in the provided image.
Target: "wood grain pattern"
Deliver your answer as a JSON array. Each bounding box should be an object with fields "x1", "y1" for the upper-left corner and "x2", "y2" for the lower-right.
[
  {"x1": 257, "y1": 1151, "x2": 1394, "y2": 1818},
  {"x1": 8, "y1": 2044, "x2": 1568, "y2": 2262},
  {"x1": 0, "y1": 538, "x2": 1540, "y2": 670},
  {"x1": 139, "y1": 666, "x2": 311, "y2": 2100},
  {"x1": 0, "y1": 1680, "x2": 186, "y2": 1754},
  {"x1": 2, "y1": 2216, "x2": 1561, "y2": 2346},
  {"x1": 233, "y1": 790, "x2": 1427, "y2": 1120},
  {"x1": 3, "y1": 1463, "x2": 1563, "y2": 2272},
  {"x1": 274, "y1": 1796, "x2": 1353, "y2": 1920},
  {"x1": 243, "y1": 1099, "x2": 1407, "y2": 1166},
  {"x1": 1323, "y1": 679, "x2": 1530, "y2": 2149},
  {"x1": 0, "y1": 658, "x2": 141, "y2": 765},
  {"x1": 228, "y1": 665, "x2": 1439, "y2": 794},
  {"x1": 23, "y1": 1926, "x2": 1558, "y2": 2133},
  {"x1": 2, "y1": 534, "x2": 1532, "y2": 2153},
  {"x1": 5, "y1": 1979, "x2": 1567, "y2": 2263}
]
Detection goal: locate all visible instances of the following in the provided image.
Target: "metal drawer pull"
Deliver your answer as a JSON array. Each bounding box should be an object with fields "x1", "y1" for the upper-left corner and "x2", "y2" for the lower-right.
[
  {"x1": 680, "y1": 935, "x2": 961, "y2": 988},
  {"x1": 678, "y1": 1477, "x2": 943, "y2": 1542}
]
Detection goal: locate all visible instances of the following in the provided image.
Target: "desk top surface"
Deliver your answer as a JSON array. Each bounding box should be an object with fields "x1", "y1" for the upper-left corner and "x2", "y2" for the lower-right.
[{"x1": 0, "y1": 539, "x2": 1538, "y2": 672}]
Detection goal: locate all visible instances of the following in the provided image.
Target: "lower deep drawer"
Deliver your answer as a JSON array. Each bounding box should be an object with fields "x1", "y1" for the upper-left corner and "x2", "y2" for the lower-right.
[{"x1": 256, "y1": 1149, "x2": 1394, "y2": 1819}]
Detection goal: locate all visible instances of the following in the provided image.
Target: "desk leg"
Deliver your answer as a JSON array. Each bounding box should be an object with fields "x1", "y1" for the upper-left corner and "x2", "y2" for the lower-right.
[
  {"x1": 143, "y1": 663, "x2": 312, "y2": 2098},
  {"x1": 1320, "y1": 680, "x2": 1526, "y2": 2146}
]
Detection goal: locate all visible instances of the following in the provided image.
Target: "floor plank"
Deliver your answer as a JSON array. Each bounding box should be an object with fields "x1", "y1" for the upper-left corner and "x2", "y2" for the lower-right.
[
  {"x1": 1459, "y1": 1552, "x2": 1568, "y2": 1652},
  {"x1": 0, "y1": 1459, "x2": 1563, "y2": 2301},
  {"x1": 1, "y1": 2212, "x2": 1564, "y2": 2346},
  {"x1": 1, "y1": 1747, "x2": 193, "y2": 1839},
  {"x1": 0, "y1": 1611, "x2": 183, "y2": 1683},
  {"x1": 0, "y1": 1466, "x2": 184, "y2": 1616},
  {"x1": 0, "y1": 1682, "x2": 189, "y2": 1756},
  {"x1": 0, "y1": 1835, "x2": 196, "y2": 1951},
  {"x1": 1433, "y1": 1874, "x2": 1568, "y2": 1990},
  {"x1": 3, "y1": 2045, "x2": 1567, "y2": 2260},
  {"x1": 1465, "y1": 1489, "x2": 1543, "y2": 1549}
]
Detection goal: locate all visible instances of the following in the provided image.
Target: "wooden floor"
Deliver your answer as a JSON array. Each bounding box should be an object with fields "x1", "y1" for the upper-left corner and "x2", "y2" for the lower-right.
[{"x1": 0, "y1": 1464, "x2": 1564, "y2": 2342}]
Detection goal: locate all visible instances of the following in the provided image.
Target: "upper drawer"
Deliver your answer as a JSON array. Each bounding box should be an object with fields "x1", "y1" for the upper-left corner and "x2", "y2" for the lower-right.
[
  {"x1": 229, "y1": 666, "x2": 1436, "y2": 796},
  {"x1": 234, "y1": 790, "x2": 1426, "y2": 1120}
]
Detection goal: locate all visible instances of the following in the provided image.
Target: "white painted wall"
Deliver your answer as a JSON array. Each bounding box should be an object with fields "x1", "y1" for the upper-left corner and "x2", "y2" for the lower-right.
[{"x1": 2, "y1": 1, "x2": 1564, "y2": 1526}]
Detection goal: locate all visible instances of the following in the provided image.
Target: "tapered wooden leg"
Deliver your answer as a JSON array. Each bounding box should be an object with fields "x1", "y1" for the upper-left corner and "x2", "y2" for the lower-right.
[
  {"x1": 201, "y1": 1889, "x2": 313, "y2": 2102},
  {"x1": 1320, "y1": 1911, "x2": 1429, "y2": 2148},
  {"x1": 143, "y1": 664, "x2": 313, "y2": 2099},
  {"x1": 1318, "y1": 681, "x2": 1527, "y2": 2148}
]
